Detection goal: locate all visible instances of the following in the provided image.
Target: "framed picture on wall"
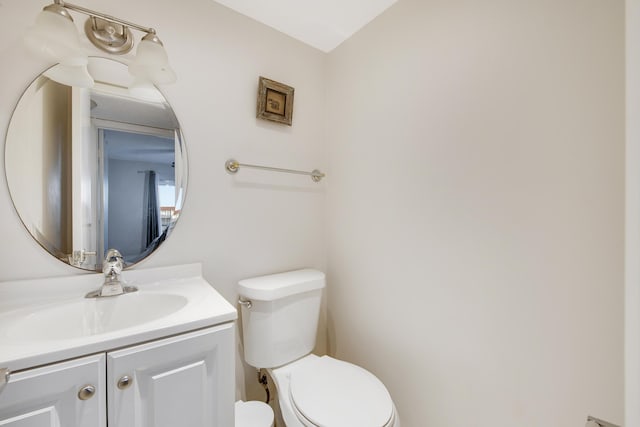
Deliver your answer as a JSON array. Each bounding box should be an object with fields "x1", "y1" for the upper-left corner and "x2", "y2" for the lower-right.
[{"x1": 256, "y1": 76, "x2": 294, "y2": 126}]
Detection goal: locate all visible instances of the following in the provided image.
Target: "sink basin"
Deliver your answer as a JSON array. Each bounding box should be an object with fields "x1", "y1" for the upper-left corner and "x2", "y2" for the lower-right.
[
  {"x1": 0, "y1": 264, "x2": 238, "y2": 372},
  {"x1": 5, "y1": 292, "x2": 188, "y2": 341}
]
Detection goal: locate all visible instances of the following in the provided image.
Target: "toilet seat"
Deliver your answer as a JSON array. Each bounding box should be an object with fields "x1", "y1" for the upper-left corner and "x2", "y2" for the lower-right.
[{"x1": 288, "y1": 356, "x2": 394, "y2": 427}]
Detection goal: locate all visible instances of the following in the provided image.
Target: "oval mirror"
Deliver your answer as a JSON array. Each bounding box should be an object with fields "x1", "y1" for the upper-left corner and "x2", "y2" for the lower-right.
[{"x1": 5, "y1": 57, "x2": 187, "y2": 271}]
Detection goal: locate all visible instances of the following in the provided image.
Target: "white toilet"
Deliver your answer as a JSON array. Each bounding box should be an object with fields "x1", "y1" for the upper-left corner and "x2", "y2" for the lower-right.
[{"x1": 237, "y1": 269, "x2": 400, "y2": 427}]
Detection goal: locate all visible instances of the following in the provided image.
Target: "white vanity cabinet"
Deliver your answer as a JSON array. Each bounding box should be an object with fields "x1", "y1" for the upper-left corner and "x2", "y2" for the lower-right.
[
  {"x1": 0, "y1": 323, "x2": 234, "y2": 427},
  {"x1": 0, "y1": 354, "x2": 106, "y2": 426},
  {"x1": 107, "y1": 324, "x2": 235, "y2": 427},
  {"x1": 0, "y1": 265, "x2": 238, "y2": 427}
]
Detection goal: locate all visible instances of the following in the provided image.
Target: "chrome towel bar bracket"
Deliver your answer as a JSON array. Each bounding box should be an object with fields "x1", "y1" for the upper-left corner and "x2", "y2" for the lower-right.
[
  {"x1": 0, "y1": 368, "x2": 10, "y2": 394},
  {"x1": 225, "y1": 159, "x2": 325, "y2": 183}
]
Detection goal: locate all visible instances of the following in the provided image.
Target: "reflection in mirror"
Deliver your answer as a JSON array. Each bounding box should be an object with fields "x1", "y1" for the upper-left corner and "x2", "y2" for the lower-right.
[{"x1": 5, "y1": 58, "x2": 187, "y2": 271}]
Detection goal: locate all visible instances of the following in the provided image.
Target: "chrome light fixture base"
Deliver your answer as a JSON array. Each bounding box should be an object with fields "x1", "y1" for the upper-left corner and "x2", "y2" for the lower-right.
[
  {"x1": 44, "y1": 3, "x2": 74, "y2": 22},
  {"x1": 84, "y1": 17, "x2": 133, "y2": 54},
  {"x1": 27, "y1": 1, "x2": 177, "y2": 88}
]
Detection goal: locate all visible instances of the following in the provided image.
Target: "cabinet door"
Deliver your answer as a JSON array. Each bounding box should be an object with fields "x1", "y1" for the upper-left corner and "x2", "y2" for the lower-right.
[
  {"x1": 107, "y1": 323, "x2": 234, "y2": 427},
  {"x1": 0, "y1": 354, "x2": 106, "y2": 427}
]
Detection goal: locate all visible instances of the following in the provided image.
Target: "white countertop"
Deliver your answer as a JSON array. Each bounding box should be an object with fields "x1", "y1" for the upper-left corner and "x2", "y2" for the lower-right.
[{"x1": 0, "y1": 263, "x2": 237, "y2": 372}]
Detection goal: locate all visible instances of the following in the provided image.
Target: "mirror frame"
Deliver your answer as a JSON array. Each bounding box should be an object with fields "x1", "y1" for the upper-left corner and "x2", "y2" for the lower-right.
[{"x1": 4, "y1": 57, "x2": 188, "y2": 272}]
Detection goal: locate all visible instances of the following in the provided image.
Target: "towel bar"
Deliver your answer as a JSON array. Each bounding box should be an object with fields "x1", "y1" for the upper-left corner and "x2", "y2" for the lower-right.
[{"x1": 225, "y1": 159, "x2": 325, "y2": 183}]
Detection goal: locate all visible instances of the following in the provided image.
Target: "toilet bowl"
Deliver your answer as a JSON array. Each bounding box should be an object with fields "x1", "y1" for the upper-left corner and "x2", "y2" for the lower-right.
[
  {"x1": 237, "y1": 269, "x2": 400, "y2": 427},
  {"x1": 269, "y1": 354, "x2": 399, "y2": 427}
]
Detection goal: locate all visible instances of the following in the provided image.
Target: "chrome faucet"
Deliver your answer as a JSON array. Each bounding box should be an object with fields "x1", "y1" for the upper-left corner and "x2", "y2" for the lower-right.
[{"x1": 85, "y1": 249, "x2": 138, "y2": 298}]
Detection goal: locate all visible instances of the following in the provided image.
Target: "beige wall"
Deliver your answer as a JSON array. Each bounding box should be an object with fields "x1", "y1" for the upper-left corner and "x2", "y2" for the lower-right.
[
  {"x1": 0, "y1": 0, "x2": 627, "y2": 424},
  {"x1": 326, "y1": 0, "x2": 624, "y2": 425},
  {"x1": 0, "y1": 0, "x2": 327, "y2": 402},
  {"x1": 627, "y1": 0, "x2": 640, "y2": 425}
]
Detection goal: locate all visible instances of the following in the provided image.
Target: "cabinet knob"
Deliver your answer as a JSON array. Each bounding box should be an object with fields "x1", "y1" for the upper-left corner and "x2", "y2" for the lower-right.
[
  {"x1": 78, "y1": 384, "x2": 96, "y2": 400},
  {"x1": 117, "y1": 375, "x2": 133, "y2": 390}
]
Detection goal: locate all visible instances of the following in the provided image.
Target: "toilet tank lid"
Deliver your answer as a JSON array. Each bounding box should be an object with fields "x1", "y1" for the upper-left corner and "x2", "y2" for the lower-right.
[{"x1": 237, "y1": 269, "x2": 325, "y2": 301}]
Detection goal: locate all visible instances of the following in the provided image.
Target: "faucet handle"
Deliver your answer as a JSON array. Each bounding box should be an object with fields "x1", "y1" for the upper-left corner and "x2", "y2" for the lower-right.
[
  {"x1": 105, "y1": 248, "x2": 123, "y2": 262},
  {"x1": 103, "y1": 249, "x2": 124, "y2": 276}
]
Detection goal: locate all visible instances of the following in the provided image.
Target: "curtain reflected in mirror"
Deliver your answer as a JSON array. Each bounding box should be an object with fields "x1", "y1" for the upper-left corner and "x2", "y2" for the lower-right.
[
  {"x1": 5, "y1": 58, "x2": 187, "y2": 271},
  {"x1": 143, "y1": 170, "x2": 161, "y2": 250}
]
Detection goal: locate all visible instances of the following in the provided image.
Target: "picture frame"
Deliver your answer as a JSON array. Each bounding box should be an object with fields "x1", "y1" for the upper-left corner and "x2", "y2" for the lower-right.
[{"x1": 256, "y1": 76, "x2": 294, "y2": 126}]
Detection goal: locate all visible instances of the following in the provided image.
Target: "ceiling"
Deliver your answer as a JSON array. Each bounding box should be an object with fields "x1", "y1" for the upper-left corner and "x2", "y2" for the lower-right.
[{"x1": 213, "y1": 0, "x2": 399, "y2": 52}]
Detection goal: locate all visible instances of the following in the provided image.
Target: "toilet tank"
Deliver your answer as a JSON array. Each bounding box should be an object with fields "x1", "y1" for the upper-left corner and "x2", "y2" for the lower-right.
[{"x1": 237, "y1": 269, "x2": 325, "y2": 369}]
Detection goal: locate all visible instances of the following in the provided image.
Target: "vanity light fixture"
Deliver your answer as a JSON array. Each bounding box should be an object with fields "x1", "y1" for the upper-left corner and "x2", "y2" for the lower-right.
[
  {"x1": 24, "y1": 3, "x2": 92, "y2": 87},
  {"x1": 24, "y1": 0, "x2": 176, "y2": 89}
]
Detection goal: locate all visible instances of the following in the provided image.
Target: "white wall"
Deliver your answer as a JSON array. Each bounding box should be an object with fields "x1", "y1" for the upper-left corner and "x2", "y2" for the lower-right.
[
  {"x1": 627, "y1": 0, "x2": 640, "y2": 425},
  {"x1": 326, "y1": 0, "x2": 624, "y2": 426},
  {"x1": 0, "y1": 0, "x2": 326, "y2": 401}
]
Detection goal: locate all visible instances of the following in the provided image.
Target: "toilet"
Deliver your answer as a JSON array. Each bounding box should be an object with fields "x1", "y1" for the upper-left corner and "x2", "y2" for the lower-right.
[{"x1": 237, "y1": 269, "x2": 400, "y2": 427}]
